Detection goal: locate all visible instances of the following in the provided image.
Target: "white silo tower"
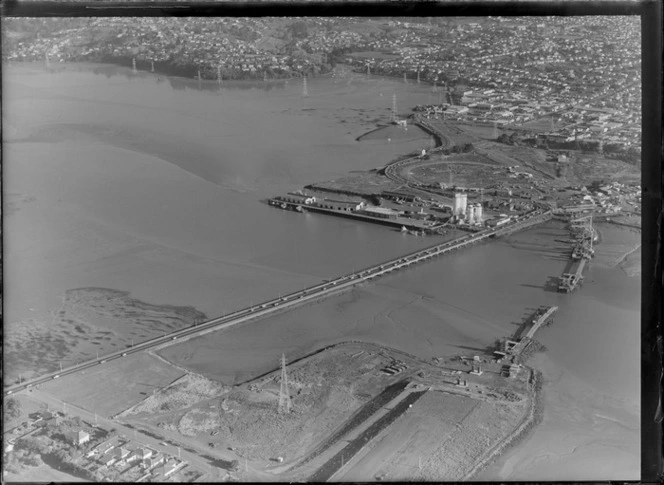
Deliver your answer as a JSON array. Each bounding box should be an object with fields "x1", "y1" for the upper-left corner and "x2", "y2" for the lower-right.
[
  {"x1": 467, "y1": 206, "x2": 475, "y2": 224},
  {"x1": 453, "y1": 192, "x2": 468, "y2": 217},
  {"x1": 475, "y1": 203, "x2": 483, "y2": 223}
]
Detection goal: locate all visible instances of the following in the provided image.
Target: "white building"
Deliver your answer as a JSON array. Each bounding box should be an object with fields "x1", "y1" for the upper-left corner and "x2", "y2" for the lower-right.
[
  {"x1": 473, "y1": 203, "x2": 483, "y2": 223},
  {"x1": 453, "y1": 192, "x2": 468, "y2": 217}
]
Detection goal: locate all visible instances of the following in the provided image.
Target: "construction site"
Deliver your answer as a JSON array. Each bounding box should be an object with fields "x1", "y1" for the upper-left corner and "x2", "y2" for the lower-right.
[
  {"x1": 558, "y1": 214, "x2": 596, "y2": 293},
  {"x1": 115, "y1": 337, "x2": 545, "y2": 482}
]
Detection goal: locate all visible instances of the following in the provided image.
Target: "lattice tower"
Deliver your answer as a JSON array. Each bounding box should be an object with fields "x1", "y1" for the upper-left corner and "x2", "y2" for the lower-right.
[{"x1": 278, "y1": 354, "x2": 293, "y2": 414}]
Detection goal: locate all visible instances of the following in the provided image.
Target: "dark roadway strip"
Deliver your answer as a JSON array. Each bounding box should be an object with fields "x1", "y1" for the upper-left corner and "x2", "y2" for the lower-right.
[{"x1": 309, "y1": 390, "x2": 427, "y2": 483}]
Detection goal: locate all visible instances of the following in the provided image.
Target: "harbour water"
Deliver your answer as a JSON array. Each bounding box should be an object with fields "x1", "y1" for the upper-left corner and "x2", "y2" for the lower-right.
[{"x1": 3, "y1": 63, "x2": 639, "y2": 480}]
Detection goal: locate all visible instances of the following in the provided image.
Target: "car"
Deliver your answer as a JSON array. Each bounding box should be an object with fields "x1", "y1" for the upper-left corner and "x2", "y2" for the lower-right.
[
  {"x1": 53, "y1": 375, "x2": 60, "y2": 379},
  {"x1": 172, "y1": 336, "x2": 178, "y2": 340},
  {"x1": 100, "y1": 360, "x2": 106, "y2": 364},
  {"x1": 121, "y1": 353, "x2": 127, "y2": 357},
  {"x1": 6, "y1": 390, "x2": 13, "y2": 395}
]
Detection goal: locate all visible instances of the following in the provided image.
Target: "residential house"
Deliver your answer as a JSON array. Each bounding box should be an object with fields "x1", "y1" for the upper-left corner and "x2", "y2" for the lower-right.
[
  {"x1": 129, "y1": 448, "x2": 153, "y2": 463},
  {"x1": 114, "y1": 446, "x2": 130, "y2": 461},
  {"x1": 143, "y1": 453, "x2": 164, "y2": 470},
  {"x1": 153, "y1": 460, "x2": 181, "y2": 479},
  {"x1": 67, "y1": 430, "x2": 90, "y2": 447},
  {"x1": 99, "y1": 453, "x2": 117, "y2": 467}
]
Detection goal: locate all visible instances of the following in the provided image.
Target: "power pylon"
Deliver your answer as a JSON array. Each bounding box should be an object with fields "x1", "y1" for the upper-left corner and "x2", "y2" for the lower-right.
[
  {"x1": 403, "y1": 72, "x2": 408, "y2": 84},
  {"x1": 302, "y1": 76, "x2": 308, "y2": 97},
  {"x1": 132, "y1": 58, "x2": 137, "y2": 73},
  {"x1": 391, "y1": 94, "x2": 398, "y2": 123},
  {"x1": 367, "y1": 64, "x2": 371, "y2": 76},
  {"x1": 278, "y1": 354, "x2": 292, "y2": 414},
  {"x1": 217, "y1": 65, "x2": 222, "y2": 84},
  {"x1": 151, "y1": 60, "x2": 155, "y2": 73},
  {"x1": 417, "y1": 70, "x2": 421, "y2": 83}
]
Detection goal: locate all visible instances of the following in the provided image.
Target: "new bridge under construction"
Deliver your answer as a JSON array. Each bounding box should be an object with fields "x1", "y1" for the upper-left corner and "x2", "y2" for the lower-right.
[{"x1": 5, "y1": 210, "x2": 552, "y2": 396}]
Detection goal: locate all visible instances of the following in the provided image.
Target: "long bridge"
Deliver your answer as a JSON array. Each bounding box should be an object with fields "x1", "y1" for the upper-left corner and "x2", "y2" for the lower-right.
[{"x1": 5, "y1": 210, "x2": 552, "y2": 397}]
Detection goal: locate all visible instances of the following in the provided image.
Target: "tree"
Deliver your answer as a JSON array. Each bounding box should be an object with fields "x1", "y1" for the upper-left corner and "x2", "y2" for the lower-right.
[
  {"x1": 5, "y1": 398, "x2": 22, "y2": 419},
  {"x1": 289, "y1": 21, "x2": 308, "y2": 39}
]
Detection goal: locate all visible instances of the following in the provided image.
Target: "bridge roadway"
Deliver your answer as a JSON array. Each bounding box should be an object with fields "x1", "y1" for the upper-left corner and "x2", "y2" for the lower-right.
[{"x1": 5, "y1": 210, "x2": 552, "y2": 396}]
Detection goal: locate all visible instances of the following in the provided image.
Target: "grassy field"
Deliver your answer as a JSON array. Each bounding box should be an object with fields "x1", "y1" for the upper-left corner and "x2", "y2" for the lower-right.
[
  {"x1": 3, "y1": 464, "x2": 87, "y2": 483},
  {"x1": 38, "y1": 352, "x2": 185, "y2": 417}
]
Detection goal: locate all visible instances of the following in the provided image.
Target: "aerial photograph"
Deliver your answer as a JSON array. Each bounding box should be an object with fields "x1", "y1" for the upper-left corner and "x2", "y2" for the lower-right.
[{"x1": 2, "y1": 15, "x2": 642, "y2": 482}]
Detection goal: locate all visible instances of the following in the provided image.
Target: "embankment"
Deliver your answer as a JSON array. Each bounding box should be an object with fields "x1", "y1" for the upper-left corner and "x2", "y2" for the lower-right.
[{"x1": 462, "y1": 369, "x2": 544, "y2": 480}]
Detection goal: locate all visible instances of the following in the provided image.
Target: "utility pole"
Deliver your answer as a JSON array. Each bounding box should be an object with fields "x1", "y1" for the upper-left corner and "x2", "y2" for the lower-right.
[
  {"x1": 302, "y1": 76, "x2": 308, "y2": 97},
  {"x1": 391, "y1": 94, "x2": 398, "y2": 123},
  {"x1": 132, "y1": 58, "x2": 137, "y2": 73},
  {"x1": 217, "y1": 65, "x2": 222, "y2": 84},
  {"x1": 403, "y1": 72, "x2": 407, "y2": 84},
  {"x1": 278, "y1": 354, "x2": 293, "y2": 414},
  {"x1": 151, "y1": 60, "x2": 155, "y2": 73}
]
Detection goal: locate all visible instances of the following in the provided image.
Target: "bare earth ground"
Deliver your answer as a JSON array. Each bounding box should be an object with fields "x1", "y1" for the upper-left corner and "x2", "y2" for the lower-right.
[
  {"x1": 406, "y1": 152, "x2": 506, "y2": 188},
  {"x1": 4, "y1": 287, "x2": 206, "y2": 382},
  {"x1": 36, "y1": 352, "x2": 185, "y2": 418},
  {"x1": 308, "y1": 171, "x2": 404, "y2": 196},
  {"x1": 571, "y1": 153, "x2": 640, "y2": 185},
  {"x1": 337, "y1": 391, "x2": 481, "y2": 481},
  {"x1": 119, "y1": 342, "x2": 533, "y2": 481}
]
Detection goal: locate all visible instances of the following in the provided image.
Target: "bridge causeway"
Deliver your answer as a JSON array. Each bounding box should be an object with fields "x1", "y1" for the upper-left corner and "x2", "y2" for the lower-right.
[{"x1": 5, "y1": 210, "x2": 552, "y2": 396}]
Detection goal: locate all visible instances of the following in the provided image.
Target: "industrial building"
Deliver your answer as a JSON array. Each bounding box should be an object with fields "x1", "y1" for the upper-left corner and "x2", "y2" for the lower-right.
[
  {"x1": 317, "y1": 199, "x2": 366, "y2": 212},
  {"x1": 453, "y1": 192, "x2": 468, "y2": 217},
  {"x1": 468, "y1": 203, "x2": 483, "y2": 224},
  {"x1": 280, "y1": 194, "x2": 317, "y2": 205},
  {"x1": 382, "y1": 190, "x2": 419, "y2": 203},
  {"x1": 362, "y1": 206, "x2": 401, "y2": 219}
]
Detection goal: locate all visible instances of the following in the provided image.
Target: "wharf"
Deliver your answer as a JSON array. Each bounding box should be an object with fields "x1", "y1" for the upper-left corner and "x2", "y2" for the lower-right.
[
  {"x1": 269, "y1": 198, "x2": 440, "y2": 232},
  {"x1": 498, "y1": 306, "x2": 558, "y2": 361},
  {"x1": 558, "y1": 257, "x2": 587, "y2": 293}
]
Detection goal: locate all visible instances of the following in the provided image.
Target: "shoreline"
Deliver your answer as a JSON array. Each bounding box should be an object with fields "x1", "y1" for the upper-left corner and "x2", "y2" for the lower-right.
[{"x1": 463, "y1": 368, "x2": 544, "y2": 480}]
